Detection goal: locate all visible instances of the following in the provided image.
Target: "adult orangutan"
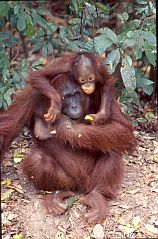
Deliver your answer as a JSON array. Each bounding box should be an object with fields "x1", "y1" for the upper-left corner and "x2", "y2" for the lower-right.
[
  {"x1": 0, "y1": 51, "x2": 136, "y2": 223},
  {"x1": 22, "y1": 93, "x2": 136, "y2": 223}
]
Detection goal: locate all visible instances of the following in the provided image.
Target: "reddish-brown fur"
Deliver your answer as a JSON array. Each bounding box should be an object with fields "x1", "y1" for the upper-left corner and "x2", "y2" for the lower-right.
[
  {"x1": 0, "y1": 52, "x2": 136, "y2": 223},
  {"x1": 29, "y1": 51, "x2": 117, "y2": 124}
]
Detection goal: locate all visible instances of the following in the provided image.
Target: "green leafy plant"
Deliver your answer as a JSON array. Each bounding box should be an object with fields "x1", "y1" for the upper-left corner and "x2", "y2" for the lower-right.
[
  {"x1": 0, "y1": 1, "x2": 59, "y2": 108},
  {"x1": 0, "y1": 0, "x2": 156, "y2": 113}
]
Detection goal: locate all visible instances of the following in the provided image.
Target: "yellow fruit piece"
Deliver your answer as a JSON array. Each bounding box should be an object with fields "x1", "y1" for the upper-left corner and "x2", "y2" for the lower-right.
[{"x1": 84, "y1": 115, "x2": 94, "y2": 121}]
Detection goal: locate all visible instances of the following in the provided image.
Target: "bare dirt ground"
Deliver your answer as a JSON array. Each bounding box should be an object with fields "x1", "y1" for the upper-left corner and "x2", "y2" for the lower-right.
[{"x1": 1, "y1": 129, "x2": 158, "y2": 239}]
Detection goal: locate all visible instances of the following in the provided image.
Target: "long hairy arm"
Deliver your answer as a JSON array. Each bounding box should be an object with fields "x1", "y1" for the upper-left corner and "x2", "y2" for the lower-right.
[
  {"x1": 28, "y1": 57, "x2": 74, "y2": 122},
  {"x1": 28, "y1": 53, "x2": 77, "y2": 101},
  {"x1": 50, "y1": 116, "x2": 136, "y2": 155},
  {"x1": 0, "y1": 88, "x2": 37, "y2": 157}
]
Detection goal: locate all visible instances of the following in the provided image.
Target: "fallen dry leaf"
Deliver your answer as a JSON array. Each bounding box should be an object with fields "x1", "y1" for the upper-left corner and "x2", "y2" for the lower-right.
[
  {"x1": 132, "y1": 216, "x2": 141, "y2": 229},
  {"x1": 7, "y1": 213, "x2": 18, "y2": 221},
  {"x1": 145, "y1": 174, "x2": 157, "y2": 185},
  {"x1": 55, "y1": 230, "x2": 66, "y2": 239},
  {"x1": 126, "y1": 189, "x2": 140, "y2": 195},
  {"x1": 1, "y1": 189, "x2": 14, "y2": 201},
  {"x1": 140, "y1": 223, "x2": 158, "y2": 237},
  {"x1": 118, "y1": 204, "x2": 131, "y2": 209},
  {"x1": 151, "y1": 155, "x2": 158, "y2": 163},
  {"x1": 1, "y1": 178, "x2": 12, "y2": 186},
  {"x1": 92, "y1": 224, "x2": 104, "y2": 239},
  {"x1": 8, "y1": 184, "x2": 24, "y2": 194},
  {"x1": 118, "y1": 224, "x2": 136, "y2": 234}
]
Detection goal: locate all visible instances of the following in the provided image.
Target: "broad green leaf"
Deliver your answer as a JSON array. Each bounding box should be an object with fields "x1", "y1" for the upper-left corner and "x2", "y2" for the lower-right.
[
  {"x1": 13, "y1": 72, "x2": 20, "y2": 83},
  {"x1": 97, "y1": 27, "x2": 118, "y2": 44},
  {"x1": 117, "y1": 12, "x2": 129, "y2": 21},
  {"x1": 32, "y1": 60, "x2": 43, "y2": 67},
  {"x1": 135, "y1": 6, "x2": 148, "y2": 15},
  {"x1": 71, "y1": 40, "x2": 84, "y2": 48},
  {"x1": 34, "y1": 38, "x2": 43, "y2": 52},
  {"x1": 141, "y1": 30, "x2": 156, "y2": 46},
  {"x1": 149, "y1": 1, "x2": 156, "y2": 14},
  {"x1": 0, "y1": 3, "x2": 10, "y2": 17},
  {"x1": 136, "y1": 0, "x2": 147, "y2": 4},
  {"x1": 146, "y1": 22, "x2": 156, "y2": 35},
  {"x1": 94, "y1": 35, "x2": 113, "y2": 54},
  {"x1": 0, "y1": 44, "x2": 5, "y2": 53},
  {"x1": 118, "y1": 30, "x2": 129, "y2": 42},
  {"x1": 85, "y1": 2, "x2": 99, "y2": 18},
  {"x1": 37, "y1": 28, "x2": 45, "y2": 37},
  {"x1": 14, "y1": 5, "x2": 20, "y2": 14},
  {"x1": 66, "y1": 41, "x2": 80, "y2": 51},
  {"x1": 4, "y1": 88, "x2": 15, "y2": 106},
  {"x1": 17, "y1": 13, "x2": 27, "y2": 31},
  {"x1": 26, "y1": 18, "x2": 34, "y2": 37},
  {"x1": 10, "y1": 14, "x2": 18, "y2": 28},
  {"x1": 42, "y1": 45, "x2": 47, "y2": 57},
  {"x1": 2, "y1": 68, "x2": 9, "y2": 81},
  {"x1": 143, "y1": 40, "x2": 156, "y2": 66},
  {"x1": 83, "y1": 39, "x2": 94, "y2": 52},
  {"x1": 0, "y1": 32, "x2": 18, "y2": 47},
  {"x1": 71, "y1": 0, "x2": 80, "y2": 14},
  {"x1": 4, "y1": 101, "x2": 9, "y2": 109},
  {"x1": 104, "y1": 49, "x2": 120, "y2": 74},
  {"x1": 140, "y1": 83, "x2": 153, "y2": 95},
  {"x1": 15, "y1": 81, "x2": 26, "y2": 90},
  {"x1": 46, "y1": 23, "x2": 57, "y2": 34},
  {"x1": 128, "y1": 91, "x2": 140, "y2": 106},
  {"x1": 95, "y1": 2, "x2": 110, "y2": 13},
  {"x1": 60, "y1": 27, "x2": 67, "y2": 41},
  {"x1": 120, "y1": 57, "x2": 136, "y2": 91},
  {"x1": 32, "y1": 65, "x2": 43, "y2": 70},
  {"x1": 32, "y1": 10, "x2": 49, "y2": 29},
  {"x1": 45, "y1": 23, "x2": 56, "y2": 34},
  {"x1": 59, "y1": 27, "x2": 73, "y2": 41},
  {"x1": 134, "y1": 46, "x2": 142, "y2": 60},
  {"x1": 68, "y1": 18, "x2": 81, "y2": 25},
  {"x1": 126, "y1": 56, "x2": 133, "y2": 66},
  {"x1": 122, "y1": 39, "x2": 135, "y2": 49},
  {"x1": 0, "y1": 17, "x2": 5, "y2": 28},
  {"x1": 32, "y1": 60, "x2": 43, "y2": 70},
  {"x1": 126, "y1": 31, "x2": 135, "y2": 38},
  {"x1": 36, "y1": 8, "x2": 48, "y2": 16},
  {"x1": 122, "y1": 12, "x2": 129, "y2": 21},
  {"x1": 120, "y1": 90, "x2": 140, "y2": 106},
  {"x1": 131, "y1": 30, "x2": 156, "y2": 46},
  {"x1": 0, "y1": 54, "x2": 10, "y2": 68},
  {"x1": 19, "y1": 59, "x2": 28, "y2": 69},
  {"x1": 136, "y1": 70, "x2": 154, "y2": 95},
  {"x1": 0, "y1": 32, "x2": 11, "y2": 41},
  {"x1": 127, "y1": 19, "x2": 141, "y2": 30},
  {"x1": 47, "y1": 42, "x2": 54, "y2": 54},
  {"x1": 137, "y1": 118, "x2": 147, "y2": 123}
]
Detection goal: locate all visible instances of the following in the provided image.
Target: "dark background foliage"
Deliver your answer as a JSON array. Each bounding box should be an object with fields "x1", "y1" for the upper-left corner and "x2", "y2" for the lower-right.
[{"x1": 0, "y1": 0, "x2": 156, "y2": 125}]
